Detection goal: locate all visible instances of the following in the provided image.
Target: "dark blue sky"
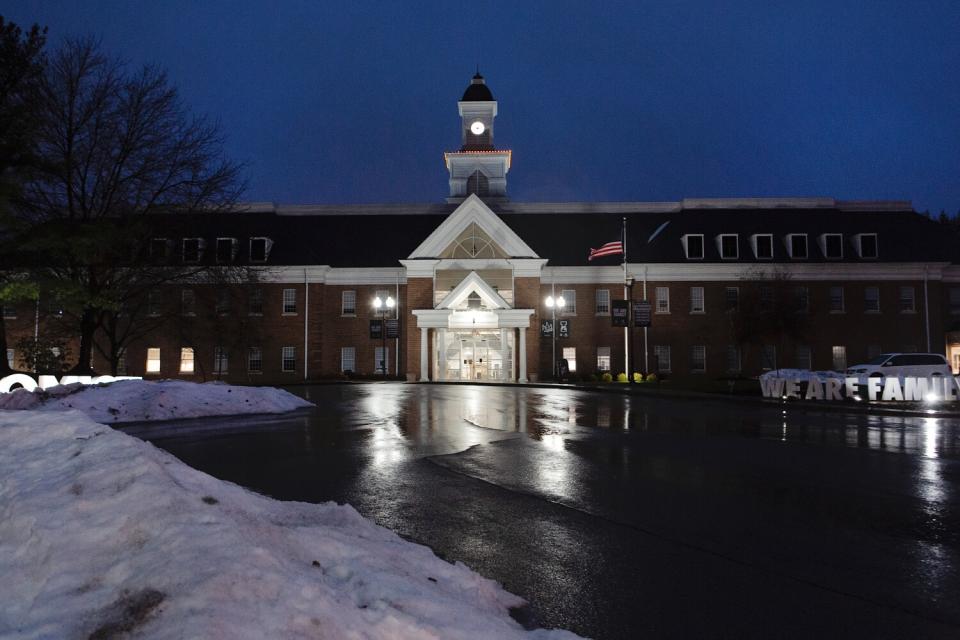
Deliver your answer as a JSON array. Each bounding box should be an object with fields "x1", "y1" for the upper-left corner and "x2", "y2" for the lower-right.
[{"x1": 7, "y1": 1, "x2": 960, "y2": 212}]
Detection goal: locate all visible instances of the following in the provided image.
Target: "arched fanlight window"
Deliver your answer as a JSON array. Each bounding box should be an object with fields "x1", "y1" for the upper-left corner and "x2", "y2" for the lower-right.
[{"x1": 440, "y1": 223, "x2": 508, "y2": 259}]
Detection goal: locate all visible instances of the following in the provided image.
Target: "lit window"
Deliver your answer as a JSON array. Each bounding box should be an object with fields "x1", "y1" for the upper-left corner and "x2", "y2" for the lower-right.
[
  {"x1": 690, "y1": 287, "x2": 705, "y2": 313},
  {"x1": 6, "y1": 348, "x2": 14, "y2": 368},
  {"x1": 796, "y1": 345, "x2": 812, "y2": 370},
  {"x1": 179, "y1": 347, "x2": 195, "y2": 374},
  {"x1": 561, "y1": 289, "x2": 576, "y2": 314},
  {"x1": 216, "y1": 238, "x2": 236, "y2": 263},
  {"x1": 655, "y1": 287, "x2": 670, "y2": 313},
  {"x1": 374, "y1": 346, "x2": 389, "y2": 374},
  {"x1": 684, "y1": 234, "x2": 705, "y2": 259},
  {"x1": 753, "y1": 234, "x2": 773, "y2": 259},
  {"x1": 857, "y1": 234, "x2": 878, "y2": 259},
  {"x1": 146, "y1": 347, "x2": 161, "y2": 373},
  {"x1": 213, "y1": 347, "x2": 228, "y2": 375},
  {"x1": 248, "y1": 288, "x2": 263, "y2": 315},
  {"x1": 726, "y1": 345, "x2": 740, "y2": 373},
  {"x1": 864, "y1": 287, "x2": 880, "y2": 313},
  {"x1": 654, "y1": 345, "x2": 671, "y2": 372},
  {"x1": 899, "y1": 286, "x2": 915, "y2": 313},
  {"x1": 249, "y1": 237, "x2": 271, "y2": 263},
  {"x1": 822, "y1": 234, "x2": 843, "y2": 259},
  {"x1": 342, "y1": 290, "x2": 357, "y2": 315},
  {"x1": 690, "y1": 345, "x2": 706, "y2": 372},
  {"x1": 248, "y1": 347, "x2": 262, "y2": 373},
  {"x1": 788, "y1": 234, "x2": 808, "y2": 259},
  {"x1": 282, "y1": 288, "x2": 297, "y2": 314},
  {"x1": 832, "y1": 346, "x2": 847, "y2": 371},
  {"x1": 282, "y1": 346, "x2": 296, "y2": 372},
  {"x1": 719, "y1": 234, "x2": 738, "y2": 259},
  {"x1": 341, "y1": 347, "x2": 356, "y2": 373},
  {"x1": 724, "y1": 287, "x2": 739, "y2": 312},
  {"x1": 595, "y1": 289, "x2": 610, "y2": 315},
  {"x1": 596, "y1": 346, "x2": 611, "y2": 372},
  {"x1": 794, "y1": 286, "x2": 809, "y2": 313},
  {"x1": 761, "y1": 345, "x2": 777, "y2": 370},
  {"x1": 829, "y1": 286, "x2": 844, "y2": 313},
  {"x1": 182, "y1": 238, "x2": 203, "y2": 263},
  {"x1": 181, "y1": 289, "x2": 196, "y2": 316},
  {"x1": 562, "y1": 347, "x2": 577, "y2": 373},
  {"x1": 116, "y1": 349, "x2": 127, "y2": 375}
]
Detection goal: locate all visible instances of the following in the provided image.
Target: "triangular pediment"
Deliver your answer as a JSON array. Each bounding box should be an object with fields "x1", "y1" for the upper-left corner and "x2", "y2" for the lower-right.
[
  {"x1": 436, "y1": 271, "x2": 511, "y2": 310},
  {"x1": 407, "y1": 194, "x2": 538, "y2": 259}
]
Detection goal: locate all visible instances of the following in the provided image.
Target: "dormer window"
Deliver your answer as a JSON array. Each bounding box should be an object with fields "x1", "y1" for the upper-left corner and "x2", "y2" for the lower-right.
[
  {"x1": 216, "y1": 237, "x2": 237, "y2": 263},
  {"x1": 855, "y1": 233, "x2": 878, "y2": 259},
  {"x1": 718, "y1": 234, "x2": 739, "y2": 260},
  {"x1": 820, "y1": 233, "x2": 843, "y2": 260},
  {"x1": 787, "y1": 234, "x2": 808, "y2": 259},
  {"x1": 249, "y1": 237, "x2": 272, "y2": 263},
  {"x1": 683, "y1": 234, "x2": 705, "y2": 260},
  {"x1": 752, "y1": 234, "x2": 773, "y2": 260},
  {"x1": 182, "y1": 238, "x2": 204, "y2": 263},
  {"x1": 150, "y1": 238, "x2": 170, "y2": 260}
]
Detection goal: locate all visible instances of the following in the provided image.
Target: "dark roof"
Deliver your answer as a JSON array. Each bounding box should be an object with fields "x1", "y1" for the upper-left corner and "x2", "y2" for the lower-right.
[
  {"x1": 461, "y1": 73, "x2": 494, "y2": 102},
  {"x1": 142, "y1": 204, "x2": 958, "y2": 268}
]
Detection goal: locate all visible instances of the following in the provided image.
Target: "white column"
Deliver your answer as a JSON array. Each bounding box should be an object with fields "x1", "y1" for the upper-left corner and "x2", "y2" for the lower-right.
[
  {"x1": 518, "y1": 327, "x2": 528, "y2": 383},
  {"x1": 419, "y1": 327, "x2": 429, "y2": 382},
  {"x1": 438, "y1": 328, "x2": 447, "y2": 381},
  {"x1": 500, "y1": 327, "x2": 508, "y2": 382}
]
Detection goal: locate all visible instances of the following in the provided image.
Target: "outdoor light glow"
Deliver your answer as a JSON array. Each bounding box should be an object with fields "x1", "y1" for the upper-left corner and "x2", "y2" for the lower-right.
[
  {"x1": 556, "y1": 296, "x2": 566, "y2": 309},
  {"x1": 373, "y1": 296, "x2": 383, "y2": 309},
  {"x1": 470, "y1": 120, "x2": 485, "y2": 135},
  {"x1": 545, "y1": 295, "x2": 554, "y2": 308},
  {"x1": 925, "y1": 393, "x2": 939, "y2": 403},
  {"x1": 386, "y1": 296, "x2": 395, "y2": 309}
]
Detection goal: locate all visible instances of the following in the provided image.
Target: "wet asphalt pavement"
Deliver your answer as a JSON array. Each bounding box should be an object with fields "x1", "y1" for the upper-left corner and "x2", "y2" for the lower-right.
[{"x1": 124, "y1": 383, "x2": 960, "y2": 639}]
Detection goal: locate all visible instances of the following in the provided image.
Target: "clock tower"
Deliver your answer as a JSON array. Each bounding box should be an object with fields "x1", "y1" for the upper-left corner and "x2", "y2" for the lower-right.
[{"x1": 445, "y1": 72, "x2": 511, "y2": 203}]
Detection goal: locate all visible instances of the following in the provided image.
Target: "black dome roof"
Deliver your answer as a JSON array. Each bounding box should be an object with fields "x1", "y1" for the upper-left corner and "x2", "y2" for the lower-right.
[{"x1": 461, "y1": 72, "x2": 494, "y2": 101}]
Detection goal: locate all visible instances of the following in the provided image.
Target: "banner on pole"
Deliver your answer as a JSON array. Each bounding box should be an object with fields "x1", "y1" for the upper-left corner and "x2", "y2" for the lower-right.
[{"x1": 612, "y1": 300, "x2": 628, "y2": 327}]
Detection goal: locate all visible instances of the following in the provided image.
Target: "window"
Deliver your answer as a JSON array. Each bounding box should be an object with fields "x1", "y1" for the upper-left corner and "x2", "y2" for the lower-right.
[
  {"x1": 1, "y1": 303, "x2": 15, "y2": 319},
  {"x1": 248, "y1": 288, "x2": 263, "y2": 315},
  {"x1": 150, "y1": 238, "x2": 169, "y2": 260},
  {"x1": 596, "y1": 347, "x2": 611, "y2": 372},
  {"x1": 282, "y1": 346, "x2": 296, "y2": 372},
  {"x1": 342, "y1": 290, "x2": 357, "y2": 316},
  {"x1": 282, "y1": 288, "x2": 297, "y2": 314},
  {"x1": 562, "y1": 347, "x2": 577, "y2": 373},
  {"x1": 216, "y1": 289, "x2": 231, "y2": 315},
  {"x1": 147, "y1": 290, "x2": 161, "y2": 317},
  {"x1": 899, "y1": 286, "x2": 915, "y2": 313},
  {"x1": 654, "y1": 345, "x2": 671, "y2": 372},
  {"x1": 857, "y1": 233, "x2": 878, "y2": 259},
  {"x1": 249, "y1": 237, "x2": 270, "y2": 263},
  {"x1": 761, "y1": 345, "x2": 777, "y2": 370},
  {"x1": 181, "y1": 289, "x2": 196, "y2": 316},
  {"x1": 724, "y1": 287, "x2": 739, "y2": 312},
  {"x1": 726, "y1": 345, "x2": 741, "y2": 373},
  {"x1": 753, "y1": 234, "x2": 773, "y2": 259},
  {"x1": 560, "y1": 289, "x2": 576, "y2": 314},
  {"x1": 866, "y1": 344, "x2": 882, "y2": 360},
  {"x1": 655, "y1": 287, "x2": 670, "y2": 313},
  {"x1": 683, "y1": 234, "x2": 705, "y2": 259},
  {"x1": 795, "y1": 286, "x2": 809, "y2": 313},
  {"x1": 179, "y1": 347, "x2": 195, "y2": 374},
  {"x1": 6, "y1": 348, "x2": 14, "y2": 368},
  {"x1": 690, "y1": 346, "x2": 706, "y2": 373},
  {"x1": 719, "y1": 234, "x2": 738, "y2": 259},
  {"x1": 146, "y1": 348, "x2": 161, "y2": 373},
  {"x1": 341, "y1": 347, "x2": 356, "y2": 373},
  {"x1": 690, "y1": 287, "x2": 705, "y2": 313},
  {"x1": 216, "y1": 238, "x2": 236, "y2": 263},
  {"x1": 213, "y1": 347, "x2": 228, "y2": 375},
  {"x1": 822, "y1": 234, "x2": 843, "y2": 259},
  {"x1": 951, "y1": 288, "x2": 960, "y2": 314},
  {"x1": 832, "y1": 346, "x2": 847, "y2": 371},
  {"x1": 787, "y1": 234, "x2": 808, "y2": 259},
  {"x1": 796, "y1": 345, "x2": 812, "y2": 370},
  {"x1": 864, "y1": 287, "x2": 880, "y2": 313},
  {"x1": 759, "y1": 286, "x2": 774, "y2": 312},
  {"x1": 116, "y1": 349, "x2": 127, "y2": 375},
  {"x1": 374, "y1": 346, "x2": 389, "y2": 374},
  {"x1": 248, "y1": 347, "x2": 262, "y2": 373},
  {"x1": 182, "y1": 238, "x2": 203, "y2": 263},
  {"x1": 595, "y1": 289, "x2": 610, "y2": 315},
  {"x1": 829, "y1": 286, "x2": 844, "y2": 313}
]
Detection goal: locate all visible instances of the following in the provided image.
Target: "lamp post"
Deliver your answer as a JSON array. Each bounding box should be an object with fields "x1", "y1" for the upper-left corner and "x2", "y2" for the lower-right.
[
  {"x1": 373, "y1": 294, "x2": 395, "y2": 378},
  {"x1": 544, "y1": 294, "x2": 566, "y2": 379}
]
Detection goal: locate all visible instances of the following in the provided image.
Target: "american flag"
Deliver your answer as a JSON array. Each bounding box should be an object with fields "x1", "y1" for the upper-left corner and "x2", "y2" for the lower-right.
[{"x1": 588, "y1": 240, "x2": 623, "y2": 261}]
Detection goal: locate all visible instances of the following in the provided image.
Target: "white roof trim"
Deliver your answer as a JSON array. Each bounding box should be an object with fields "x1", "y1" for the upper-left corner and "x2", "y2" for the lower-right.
[
  {"x1": 407, "y1": 194, "x2": 539, "y2": 259},
  {"x1": 436, "y1": 271, "x2": 511, "y2": 310}
]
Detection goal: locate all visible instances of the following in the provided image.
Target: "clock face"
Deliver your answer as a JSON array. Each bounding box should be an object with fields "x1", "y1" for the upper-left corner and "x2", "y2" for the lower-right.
[{"x1": 470, "y1": 120, "x2": 486, "y2": 135}]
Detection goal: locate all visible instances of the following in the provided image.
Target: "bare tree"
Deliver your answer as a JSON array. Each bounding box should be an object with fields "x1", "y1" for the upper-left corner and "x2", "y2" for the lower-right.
[
  {"x1": 732, "y1": 267, "x2": 810, "y2": 373},
  {"x1": 14, "y1": 37, "x2": 244, "y2": 373}
]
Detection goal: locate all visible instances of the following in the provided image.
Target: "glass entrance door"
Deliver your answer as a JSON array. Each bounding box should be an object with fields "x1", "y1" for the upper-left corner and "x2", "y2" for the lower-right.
[{"x1": 441, "y1": 330, "x2": 512, "y2": 381}]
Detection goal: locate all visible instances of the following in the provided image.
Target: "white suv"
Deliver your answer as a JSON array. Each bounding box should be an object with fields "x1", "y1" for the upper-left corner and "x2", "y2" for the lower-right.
[{"x1": 846, "y1": 353, "x2": 952, "y2": 378}]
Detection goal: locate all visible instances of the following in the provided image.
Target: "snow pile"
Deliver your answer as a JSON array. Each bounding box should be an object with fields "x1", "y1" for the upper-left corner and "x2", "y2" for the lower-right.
[
  {"x1": 0, "y1": 379, "x2": 313, "y2": 422},
  {"x1": 758, "y1": 369, "x2": 846, "y2": 383},
  {"x1": 0, "y1": 411, "x2": 579, "y2": 639}
]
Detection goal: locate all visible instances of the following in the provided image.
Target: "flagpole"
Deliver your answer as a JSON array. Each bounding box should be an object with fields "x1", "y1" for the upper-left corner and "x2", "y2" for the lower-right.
[{"x1": 623, "y1": 216, "x2": 629, "y2": 379}]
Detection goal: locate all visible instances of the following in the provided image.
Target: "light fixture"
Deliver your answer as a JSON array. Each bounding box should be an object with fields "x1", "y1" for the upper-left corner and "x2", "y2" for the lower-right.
[
  {"x1": 470, "y1": 120, "x2": 485, "y2": 135},
  {"x1": 545, "y1": 295, "x2": 555, "y2": 308},
  {"x1": 373, "y1": 296, "x2": 383, "y2": 309},
  {"x1": 556, "y1": 296, "x2": 566, "y2": 309},
  {"x1": 386, "y1": 296, "x2": 395, "y2": 309}
]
